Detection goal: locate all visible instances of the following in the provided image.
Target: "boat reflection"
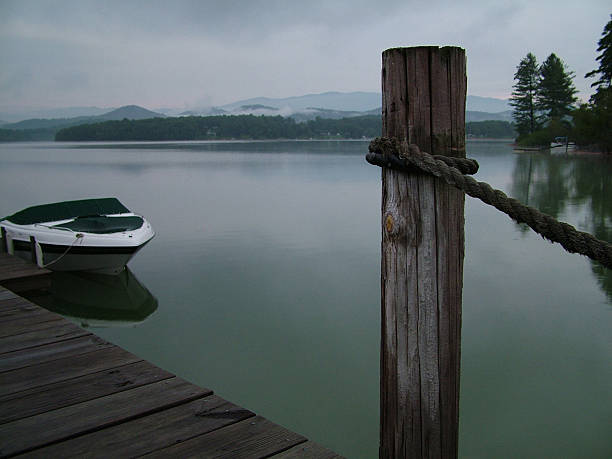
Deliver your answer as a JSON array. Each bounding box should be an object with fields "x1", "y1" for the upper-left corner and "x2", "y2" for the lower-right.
[{"x1": 32, "y1": 268, "x2": 157, "y2": 328}]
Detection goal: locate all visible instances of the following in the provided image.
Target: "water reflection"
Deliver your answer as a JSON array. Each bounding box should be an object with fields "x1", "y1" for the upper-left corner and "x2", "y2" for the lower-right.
[
  {"x1": 510, "y1": 152, "x2": 612, "y2": 301},
  {"x1": 27, "y1": 268, "x2": 158, "y2": 327}
]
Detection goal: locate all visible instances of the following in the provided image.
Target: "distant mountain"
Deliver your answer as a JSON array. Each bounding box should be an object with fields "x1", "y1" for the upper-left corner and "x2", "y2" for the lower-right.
[
  {"x1": 223, "y1": 92, "x2": 510, "y2": 113},
  {"x1": 222, "y1": 91, "x2": 381, "y2": 112},
  {"x1": 0, "y1": 106, "x2": 111, "y2": 123},
  {"x1": 176, "y1": 107, "x2": 228, "y2": 117},
  {"x1": 3, "y1": 105, "x2": 164, "y2": 130},
  {"x1": 466, "y1": 95, "x2": 510, "y2": 113},
  {"x1": 221, "y1": 92, "x2": 510, "y2": 122},
  {"x1": 97, "y1": 105, "x2": 164, "y2": 120},
  {"x1": 1, "y1": 93, "x2": 514, "y2": 142},
  {"x1": 3, "y1": 116, "x2": 98, "y2": 130},
  {"x1": 290, "y1": 107, "x2": 380, "y2": 122},
  {"x1": 466, "y1": 110, "x2": 512, "y2": 122}
]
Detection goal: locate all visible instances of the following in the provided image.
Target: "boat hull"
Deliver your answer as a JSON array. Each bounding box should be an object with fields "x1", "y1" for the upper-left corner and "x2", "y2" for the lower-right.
[
  {"x1": 1, "y1": 215, "x2": 154, "y2": 275},
  {"x1": 11, "y1": 239, "x2": 150, "y2": 274}
]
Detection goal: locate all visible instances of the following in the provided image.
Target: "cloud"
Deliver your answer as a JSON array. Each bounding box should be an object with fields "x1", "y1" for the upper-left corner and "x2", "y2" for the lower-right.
[{"x1": 0, "y1": 0, "x2": 609, "y2": 109}]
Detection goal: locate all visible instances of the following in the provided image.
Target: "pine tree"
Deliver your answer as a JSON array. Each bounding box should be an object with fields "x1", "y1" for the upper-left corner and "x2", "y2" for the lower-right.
[
  {"x1": 510, "y1": 53, "x2": 540, "y2": 136},
  {"x1": 585, "y1": 14, "x2": 612, "y2": 92},
  {"x1": 585, "y1": 14, "x2": 612, "y2": 108},
  {"x1": 576, "y1": 14, "x2": 612, "y2": 152},
  {"x1": 537, "y1": 53, "x2": 577, "y2": 120}
]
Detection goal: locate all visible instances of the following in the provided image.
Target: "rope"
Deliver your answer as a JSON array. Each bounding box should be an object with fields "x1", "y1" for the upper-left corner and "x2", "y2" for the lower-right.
[
  {"x1": 39, "y1": 233, "x2": 84, "y2": 268},
  {"x1": 366, "y1": 137, "x2": 612, "y2": 270}
]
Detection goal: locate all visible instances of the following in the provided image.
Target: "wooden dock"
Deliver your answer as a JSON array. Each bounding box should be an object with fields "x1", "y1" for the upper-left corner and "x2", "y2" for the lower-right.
[{"x1": 0, "y1": 253, "x2": 341, "y2": 458}]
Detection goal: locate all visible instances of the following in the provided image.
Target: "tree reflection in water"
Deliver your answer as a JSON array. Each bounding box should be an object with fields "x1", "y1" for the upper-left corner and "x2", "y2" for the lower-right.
[{"x1": 511, "y1": 152, "x2": 612, "y2": 301}]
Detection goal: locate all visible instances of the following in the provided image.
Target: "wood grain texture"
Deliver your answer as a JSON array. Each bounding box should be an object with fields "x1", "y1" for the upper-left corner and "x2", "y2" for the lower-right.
[
  {"x1": 271, "y1": 441, "x2": 344, "y2": 458},
  {"x1": 0, "y1": 360, "x2": 174, "y2": 424},
  {"x1": 0, "y1": 253, "x2": 50, "y2": 282},
  {"x1": 380, "y1": 46, "x2": 465, "y2": 459},
  {"x1": 0, "y1": 312, "x2": 63, "y2": 338},
  {"x1": 23, "y1": 395, "x2": 254, "y2": 458},
  {"x1": 143, "y1": 416, "x2": 307, "y2": 459},
  {"x1": 0, "y1": 302, "x2": 58, "y2": 323},
  {"x1": 0, "y1": 321, "x2": 90, "y2": 355},
  {"x1": 0, "y1": 346, "x2": 141, "y2": 396},
  {"x1": 0, "y1": 377, "x2": 211, "y2": 457},
  {"x1": 0, "y1": 334, "x2": 112, "y2": 373}
]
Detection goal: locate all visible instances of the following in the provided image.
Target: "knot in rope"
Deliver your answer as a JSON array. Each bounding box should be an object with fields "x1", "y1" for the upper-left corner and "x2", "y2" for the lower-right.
[
  {"x1": 366, "y1": 136, "x2": 612, "y2": 270},
  {"x1": 367, "y1": 137, "x2": 480, "y2": 175}
]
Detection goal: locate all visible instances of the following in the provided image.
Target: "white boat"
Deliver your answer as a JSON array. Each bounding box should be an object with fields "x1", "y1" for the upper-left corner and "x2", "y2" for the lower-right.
[
  {"x1": 1, "y1": 198, "x2": 154, "y2": 274},
  {"x1": 550, "y1": 137, "x2": 576, "y2": 154}
]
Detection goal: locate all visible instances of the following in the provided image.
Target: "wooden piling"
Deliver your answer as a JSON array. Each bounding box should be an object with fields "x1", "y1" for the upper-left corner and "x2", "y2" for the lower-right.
[
  {"x1": 29, "y1": 236, "x2": 37, "y2": 264},
  {"x1": 379, "y1": 46, "x2": 466, "y2": 458},
  {"x1": 1, "y1": 227, "x2": 6, "y2": 253}
]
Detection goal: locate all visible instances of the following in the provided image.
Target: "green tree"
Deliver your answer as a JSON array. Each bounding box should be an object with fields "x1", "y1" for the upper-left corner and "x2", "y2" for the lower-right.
[
  {"x1": 573, "y1": 15, "x2": 612, "y2": 152},
  {"x1": 537, "y1": 53, "x2": 577, "y2": 120},
  {"x1": 510, "y1": 52, "x2": 540, "y2": 136},
  {"x1": 585, "y1": 14, "x2": 612, "y2": 98},
  {"x1": 573, "y1": 88, "x2": 612, "y2": 153}
]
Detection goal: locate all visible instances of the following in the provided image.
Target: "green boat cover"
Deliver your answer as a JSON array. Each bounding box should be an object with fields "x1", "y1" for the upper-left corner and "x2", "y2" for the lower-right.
[
  {"x1": 53, "y1": 216, "x2": 144, "y2": 234},
  {"x1": 4, "y1": 198, "x2": 131, "y2": 225}
]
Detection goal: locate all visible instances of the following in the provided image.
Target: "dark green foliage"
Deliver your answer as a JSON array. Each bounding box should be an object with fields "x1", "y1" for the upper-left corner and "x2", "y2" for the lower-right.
[
  {"x1": 510, "y1": 53, "x2": 540, "y2": 136},
  {"x1": 537, "y1": 53, "x2": 577, "y2": 120},
  {"x1": 585, "y1": 14, "x2": 612, "y2": 92},
  {"x1": 509, "y1": 52, "x2": 579, "y2": 147},
  {"x1": 0, "y1": 127, "x2": 57, "y2": 141},
  {"x1": 516, "y1": 118, "x2": 571, "y2": 147},
  {"x1": 572, "y1": 88, "x2": 612, "y2": 153},
  {"x1": 572, "y1": 16, "x2": 612, "y2": 152},
  {"x1": 466, "y1": 120, "x2": 515, "y2": 138},
  {"x1": 55, "y1": 115, "x2": 382, "y2": 141}
]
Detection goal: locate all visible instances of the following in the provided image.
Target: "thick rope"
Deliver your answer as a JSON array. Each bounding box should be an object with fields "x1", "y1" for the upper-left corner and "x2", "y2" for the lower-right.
[{"x1": 367, "y1": 137, "x2": 612, "y2": 269}]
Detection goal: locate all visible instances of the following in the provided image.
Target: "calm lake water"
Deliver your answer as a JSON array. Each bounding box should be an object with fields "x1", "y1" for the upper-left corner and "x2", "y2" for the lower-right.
[{"x1": 1, "y1": 140, "x2": 611, "y2": 458}]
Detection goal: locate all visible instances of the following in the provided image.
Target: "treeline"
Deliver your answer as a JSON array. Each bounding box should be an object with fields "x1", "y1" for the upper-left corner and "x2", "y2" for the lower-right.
[
  {"x1": 510, "y1": 14, "x2": 611, "y2": 151},
  {"x1": 466, "y1": 120, "x2": 515, "y2": 138},
  {"x1": 0, "y1": 127, "x2": 58, "y2": 141},
  {"x1": 55, "y1": 114, "x2": 382, "y2": 141}
]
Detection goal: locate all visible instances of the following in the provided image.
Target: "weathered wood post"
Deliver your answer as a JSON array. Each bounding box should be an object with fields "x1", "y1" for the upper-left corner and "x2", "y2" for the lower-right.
[
  {"x1": 1, "y1": 227, "x2": 7, "y2": 253},
  {"x1": 380, "y1": 46, "x2": 466, "y2": 458},
  {"x1": 29, "y1": 236, "x2": 37, "y2": 264}
]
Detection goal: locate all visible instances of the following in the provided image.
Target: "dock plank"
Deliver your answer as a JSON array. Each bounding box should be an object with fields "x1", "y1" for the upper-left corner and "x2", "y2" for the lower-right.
[
  {"x1": 0, "y1": 360, "x2": 174, "y2": 424},
  {"x1": 0, "y1": 312, "x2": 64, "y2": 338},
  {"x1": 0, "y1": 303, "x2": 58, "y2": 323},
  {"x1": 24, "y1": 395, "x2": 254, "y2": 458},
  {"x1": 0, "y1": 377, "x2": 211, "y2": 457},
  {"x1": 0, "y1": 289, "x2": 18, "y2": 300},
  {"x1": 0, "y1": 335, "x2": 113, "y2": 373},
  {"x1": 0, "y1": 346, "x2": 141, "y2": 396},
  {"x1": 0, "y1": 254, "x2": 342, "y2": 458},
  {"x1": 0, "y1": 254, "x2": 50, "y2": 282},
  {"x1": 271, "y1": 441, "x2": 344, "y2": 458},
  {"x1": 144, "y1": 416, "x2": 307, "y2": 458},
  {"x1": 0, "y1": 321, "x2": 90, "y2": 355}
]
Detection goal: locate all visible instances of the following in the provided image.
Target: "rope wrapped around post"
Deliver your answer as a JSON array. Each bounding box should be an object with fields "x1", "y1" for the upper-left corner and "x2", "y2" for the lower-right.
[{"x1": 366, "y1": 137, "x2": 612, "y2": 270}]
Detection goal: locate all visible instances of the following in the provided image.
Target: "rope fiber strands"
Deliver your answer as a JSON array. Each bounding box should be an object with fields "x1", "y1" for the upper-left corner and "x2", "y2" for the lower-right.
[{"x1": 366, "y1": 137, "x2": 612, "y2": 269}]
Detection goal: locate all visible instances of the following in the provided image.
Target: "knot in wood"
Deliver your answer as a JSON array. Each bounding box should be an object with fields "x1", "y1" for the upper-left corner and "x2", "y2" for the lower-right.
[{"x1": 383, "y1": 210, "x2": 406, "y2": 240}]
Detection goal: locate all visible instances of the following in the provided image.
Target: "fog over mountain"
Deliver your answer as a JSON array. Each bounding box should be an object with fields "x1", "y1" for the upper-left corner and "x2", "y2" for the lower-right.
[
  {"x1": 159, "y1": 92, "x2": 510, "y2": 118},
  {"x1": 0, "y1": 92, "x2": 511, "y2": 125}
]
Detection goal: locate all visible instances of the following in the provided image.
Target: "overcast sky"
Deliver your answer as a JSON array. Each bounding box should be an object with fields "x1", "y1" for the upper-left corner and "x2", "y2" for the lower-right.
[{"x1": 0, "y1": 0, "x2": 609, "y2": 111}]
